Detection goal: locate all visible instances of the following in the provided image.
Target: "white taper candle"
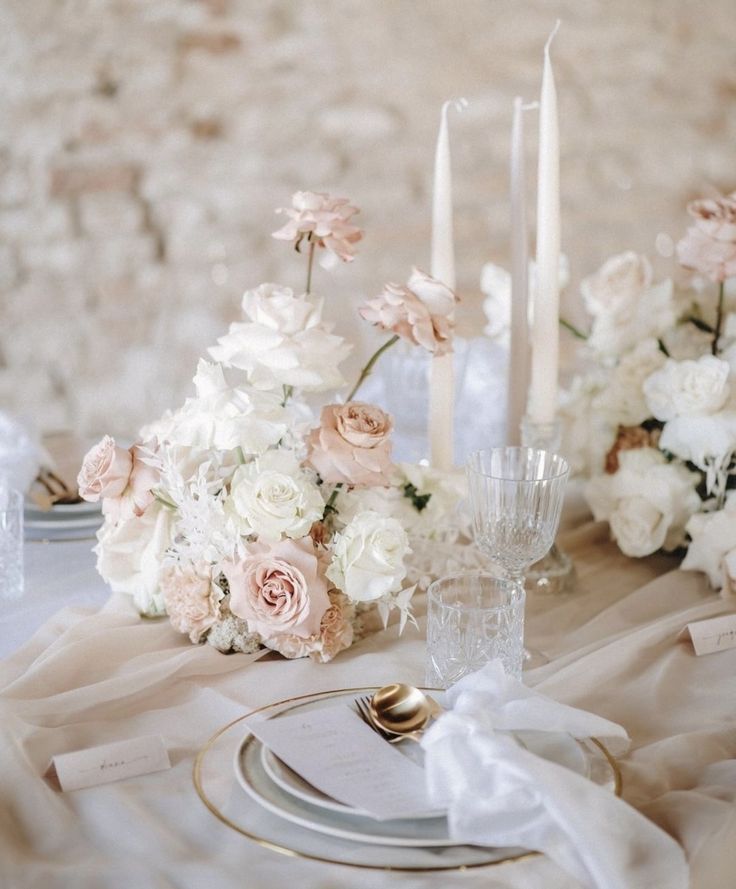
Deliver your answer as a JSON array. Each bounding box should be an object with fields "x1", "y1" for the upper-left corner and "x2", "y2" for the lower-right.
[
  {"x1": 429, "y1": 98, "x2": 465, "y2": 471},
  {"x1": 528, "y1": 22, "x2": 561, "y2": 427}
]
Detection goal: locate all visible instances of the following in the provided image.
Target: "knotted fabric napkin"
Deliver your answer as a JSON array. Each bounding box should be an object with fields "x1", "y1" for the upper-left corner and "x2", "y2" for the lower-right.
[{"x1": 421, "y1": 661, "x2": 688, "y2": 889}]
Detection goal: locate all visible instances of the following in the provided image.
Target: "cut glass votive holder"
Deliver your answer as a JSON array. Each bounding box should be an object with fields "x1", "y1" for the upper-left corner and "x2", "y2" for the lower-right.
[
  {"x1": 0, "y1": 486, "x2": 23, "y2": 600},
  {"x1": 425, "y1": 573, "x2": 524, "y2": 687}
]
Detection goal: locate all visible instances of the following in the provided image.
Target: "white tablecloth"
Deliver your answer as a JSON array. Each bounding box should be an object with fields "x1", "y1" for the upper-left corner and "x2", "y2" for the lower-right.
[{"x1": 2, "y1": 516, "x2": 736, "y2": 888}]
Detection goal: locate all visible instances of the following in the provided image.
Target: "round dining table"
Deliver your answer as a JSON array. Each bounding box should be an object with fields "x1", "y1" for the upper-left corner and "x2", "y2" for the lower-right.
[{"x1": 2, "y1": 494, "x2": 735, "y2": 889}]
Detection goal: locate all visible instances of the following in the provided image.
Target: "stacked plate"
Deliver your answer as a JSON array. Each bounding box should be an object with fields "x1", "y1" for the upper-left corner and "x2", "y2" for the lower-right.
[
  {"x1": 196, "y1": 688, "x2": 619, "y2": 871},
  {"x1": 24, "y1": 499, "x2": 103, "y2": 541}
]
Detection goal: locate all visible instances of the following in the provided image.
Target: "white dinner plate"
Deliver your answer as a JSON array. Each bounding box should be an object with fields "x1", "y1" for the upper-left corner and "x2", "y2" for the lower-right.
[
  {"x1": 25, "y1": 500, "x2": 102, "y2": 520},
  {"x1": 233, "y1": 691, "x2": 611, "y2": 849},
  {"x1": 259, "y1": 726, "x2": 588, "y2": 821},
  {"x1": 195, "y1": 687, "x2": 622, "y2": 871}
]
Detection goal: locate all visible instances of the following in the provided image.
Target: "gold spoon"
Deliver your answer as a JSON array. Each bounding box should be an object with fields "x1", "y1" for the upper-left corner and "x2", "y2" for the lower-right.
[{"x1": 369, "y1": 684, "x2": 443, "y2": 740}]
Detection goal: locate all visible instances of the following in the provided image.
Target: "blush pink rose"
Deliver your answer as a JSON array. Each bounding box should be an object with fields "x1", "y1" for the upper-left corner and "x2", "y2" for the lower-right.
[
  {"x1": 359, "y1": 267, "x2": 458, "y2": 355},
  {"x1": 305, "y1": 402, "x2": 395, "y2": 487},
  {"x1": 677, "y1": 193, "x2": 736, "y2": 282},
  {"x1": 160, "y1": 564, "x2": 221, "y2": 643},
  {"x1": 78, "y1": 435, "x2": 133, "y2": 502},
  {"x1": 272, "y1": 191, "x2": 363, "y2": 266},
  {"x1": 224, "y1": 537, "x2": 330, "y2": 640},
  {"x1": 263, "y1": 591, "x2": 354, "y2": 662}
]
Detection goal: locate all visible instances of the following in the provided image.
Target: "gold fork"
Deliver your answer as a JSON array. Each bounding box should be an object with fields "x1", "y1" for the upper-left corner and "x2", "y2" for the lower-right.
[
  {"x1": 353, "y1": 695, "x2": 397, "y2": 742},
  {"x1": 354, "y1": 695, "x2": 423, "y2": 744}
]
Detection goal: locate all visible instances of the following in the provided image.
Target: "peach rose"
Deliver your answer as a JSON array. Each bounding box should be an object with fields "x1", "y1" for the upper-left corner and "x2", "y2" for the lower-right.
[
  {"x1": 305, "y1": 402, "x2": 394, "y2": 487},
  {"x1": 264, "y1": 591, "x2": 354, "y2": 662},
  {"x1": 272, "y1": 191, "x2": 363, "y2": 266},
  {"x1": 223, "y1": 537, "x2": 329, "y2": 640},
  {"x1": 359, "y1": 267, "x2": 458, "y2": 355},
  {"x1": 78, "y1": 435, "x2": 133, "y2": 502},
  {"x1": 160, "y1": 563, "x2": 221, "y2": 643},
  {"x1": 677, "y1": 193, "x2": 736, "y2": 282}
]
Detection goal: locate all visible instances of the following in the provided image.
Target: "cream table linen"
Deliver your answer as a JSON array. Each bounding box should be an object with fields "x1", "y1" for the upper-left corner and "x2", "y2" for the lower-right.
[{"x1": 2, "y1": 514, "x2": 736, "y2": 889}]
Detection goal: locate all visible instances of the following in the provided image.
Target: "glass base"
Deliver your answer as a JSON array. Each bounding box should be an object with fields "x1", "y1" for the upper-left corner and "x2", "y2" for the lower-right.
[{"x1": 525, "y1": 543, "x2": 576, "y2": 596}]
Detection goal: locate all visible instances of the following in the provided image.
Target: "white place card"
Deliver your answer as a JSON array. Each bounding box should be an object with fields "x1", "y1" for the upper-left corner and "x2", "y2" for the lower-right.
[
  {"x1": 50, "y1": 735, "x2": 171, "y2": 792},
  {"x1": 682, "y1": 613, "x2": 736, "y2": 656},
  {"x1": 247, "y1": 704, "x2": 442, "y2": 821}
]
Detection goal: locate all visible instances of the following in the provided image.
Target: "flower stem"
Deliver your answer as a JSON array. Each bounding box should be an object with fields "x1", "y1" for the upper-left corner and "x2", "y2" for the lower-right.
[
  {"x1": 346, "y1": 335, "x2": 399, "y2": 402},
  {"x1": 712, "y1": 281, "x2": 725, "y2": 355},
  {"x1": 305, "y1": 237, "x2": 316, "y2": 295},
  {"x1": 559, "y1": 317, "x2": 588, "y2": 340},
  {"x1": 323, "y1": 483, "x2": 343, "y2": 519}
]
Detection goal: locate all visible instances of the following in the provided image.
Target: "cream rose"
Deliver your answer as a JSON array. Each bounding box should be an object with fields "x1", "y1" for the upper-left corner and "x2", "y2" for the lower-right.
[
  {"x1": 229, "y1": 451, "x2": 324, "y2": 542},
  {"x1": 94, "y1": 502, "x2": 175, "y2": 615},
  {"x1": 306, "y1": 402, "x2": 395, "y2": 487},
  {"x1": 160, "y1": 563, "x2": 222, "y2": 643},
  {"x1": 585, "y1": 449, "x2": 701, "y2": 558},
  {"x1": 581, "y1": 252, "x2": 652, "y2": 319},
  {"x1": 682, "y1": 495, "x2": 736, "y2": 591},
  {"x1": 154, "y1": 360, "x2": 288, "y2": 456},
  {"x1": 326, "y1": 510, "x2": 410, "y2": 602},
  {"x1": 658, "y1": 412, "x2": 736, "y2": 472},
  {"x1": 209, "y1": 285, "x2": 351, "y2": 392},
  {"x1": 78, "y1": 435, "x2": 133, "y2": 502},
  {"x1": 224, "y1": 537, "x2": 329, "y2": 640},
  {"x1": 643, "y1": 355, "x2": 731, "y2": 421},
  {"x1": 593, "y1": 339, "x2": 666, "y2": 427}
]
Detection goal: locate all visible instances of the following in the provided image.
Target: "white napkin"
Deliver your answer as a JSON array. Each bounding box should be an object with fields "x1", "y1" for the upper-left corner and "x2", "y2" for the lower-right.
[{"x1": 421, "y1": 661, "x2": 688, "y2": 889}]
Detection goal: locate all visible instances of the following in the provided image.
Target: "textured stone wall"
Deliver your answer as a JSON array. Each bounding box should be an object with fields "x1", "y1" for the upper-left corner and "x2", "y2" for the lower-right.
[{"x1": 1, "y1": 0, "x2": 735, "y2": 436}]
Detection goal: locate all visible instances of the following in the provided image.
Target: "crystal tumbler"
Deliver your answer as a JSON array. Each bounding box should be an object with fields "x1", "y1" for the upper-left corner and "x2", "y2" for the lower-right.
[
  {"x1": 425, "y1": 573, "x2": 524, "y2": 687},
  {"x1": 0, "y1": 487, "x2": 23, "y2": 600}
]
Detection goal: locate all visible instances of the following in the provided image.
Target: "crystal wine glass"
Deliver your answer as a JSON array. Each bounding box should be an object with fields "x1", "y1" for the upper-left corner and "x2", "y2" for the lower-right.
[{"x1": 466, "y1": 447, "x2": 570, "y2": 668}]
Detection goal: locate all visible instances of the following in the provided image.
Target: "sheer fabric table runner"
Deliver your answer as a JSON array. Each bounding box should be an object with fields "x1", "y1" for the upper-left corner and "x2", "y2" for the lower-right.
[{"x1": 2, "y1": 505, "x2": 735, "y2": 888}]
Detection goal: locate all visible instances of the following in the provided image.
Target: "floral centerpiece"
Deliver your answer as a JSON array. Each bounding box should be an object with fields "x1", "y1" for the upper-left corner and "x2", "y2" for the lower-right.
[
  {"x1": 78, "y1": 192, "x2": 475, "y2": 661},
  {"x1": 559, "y1": 192, "x2": 736, "y2": 594}
]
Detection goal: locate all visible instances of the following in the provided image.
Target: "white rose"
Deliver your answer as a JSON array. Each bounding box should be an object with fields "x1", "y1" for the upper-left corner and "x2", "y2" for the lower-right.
[
  {"x1": 583, "y1": 253, "x2": 676, "y2": 357},
  {"x1": 95, "y1": 502, "x2": 175, "y2": 615},
  {"x1": 148, "y1": 361, "x2": 288, "y2": 456},
  {"x1": 585, "y1": 448, "x2": 701, "y2": 558},
  {"x1": 209, "y1": 283, "x2": 351, "y2": 392},
  {"x1": 559, "y1": 370, "x2": 616, "y2": 477},
  {"x1": 327, "y1": 510, "x2": 410, "y2": 602},
  {"x1": 659, "y1": 412, "x2": 736, "y2": 472},
  {"x1": 228, "y1": 450, "x2": 324, "y2": 542},
  {"x1": 581, "y1": 252, "x2": 652, "y2": 319},
  {"x1": 682, "y1": 494, "x2": 736, "y2": 591},
  {"x1": 335, "y1": 485, "x2": 412, "y2": 529},
  {"x1": 398, "y1": 462, "x2": 468, "y2": 539},
  {"x1": 594, "y1": 339, "x2": 666, "y2": 426},
  {"x1": 643, "y1": 355, "x2": 731, "y2": 422}
]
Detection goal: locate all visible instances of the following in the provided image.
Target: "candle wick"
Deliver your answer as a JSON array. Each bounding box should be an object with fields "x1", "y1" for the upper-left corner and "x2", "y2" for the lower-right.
[
  {"x1": 442, "y1": 97, "x2": 469, "y2": 119},
  {"x1": 544, "y1": 19, "x2": 561, "y2": 57}
]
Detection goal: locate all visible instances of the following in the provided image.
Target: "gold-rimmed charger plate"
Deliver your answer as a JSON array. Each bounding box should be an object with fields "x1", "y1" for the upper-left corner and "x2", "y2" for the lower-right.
[{"x1": 193, "y1": 686, "x2": 622, "y2": 872}]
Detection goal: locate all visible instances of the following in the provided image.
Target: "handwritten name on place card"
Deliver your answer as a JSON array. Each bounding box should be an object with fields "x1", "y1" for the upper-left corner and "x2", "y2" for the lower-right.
[
  {"x1": 51, "y1": 736, "x2": 171, "y2": 792},
  {"x1": 247, "y1": 704, "x2": 441, "y2": 821},
  {"x1": 683, "y1": 613, "x2": 736, "y2": 656}
]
